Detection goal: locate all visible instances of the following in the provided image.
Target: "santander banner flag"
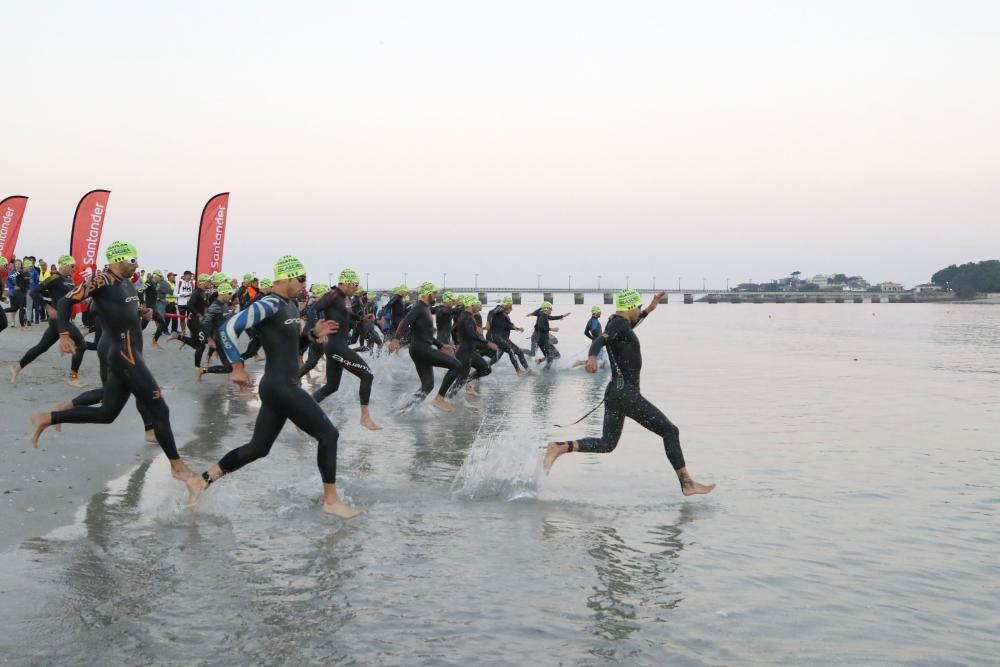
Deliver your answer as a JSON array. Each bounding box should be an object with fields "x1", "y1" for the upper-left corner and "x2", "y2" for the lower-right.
[
  {"x1": 196, "y1": 192, "x2": 230, "y2": 278},
  {"x1": 0, "y1": 195, "x2": 29, "y2": 261},
  {"x1": 70, "y1": 189, "x2": 111, "y2": 283}
]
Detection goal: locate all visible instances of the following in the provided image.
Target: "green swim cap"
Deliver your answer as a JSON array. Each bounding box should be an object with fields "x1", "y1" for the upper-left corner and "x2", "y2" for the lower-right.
[
  {"x1": 338, "y1": 268, "x2": 360, "y2": 285},
  {"x1": 394, "y1": 284, "x2": 409, "y2": 295},
  {"x1": 243, "y1": 273, "x2": 254, "y2": 282},
  {"x1": 418, "y1": 281, "x2": 438, "y2": 298},
  {"x1": 442, "y1": 291, "x2": 456, "y2": 302},
  {"x1": 197, "y1": 273, "x2": 210, "y2": 282},
  {"x1": 0, "y1": 257, "x2": 7, "y2": 267},
  {"x1": 106, "y1": 241, "x2": 138, "y2": 263},
  {"x1": 152, "y1": 269, "x2": 163, "y2": 277},
  {"x1": 310, "y1": 283, "x2": 330, "y2": 297},
  {"x1": 216, "y1": 283, "x2": 234, "y2": 296},
  {"x1": 273, "y1": 255, "x2": 306, "y2": 281},
  {"x1": 592, "y1": 306, "x2": 602, "y2": 315},
  {"x1": 501, "y1": 296, "x2": 513, "y2": 306},
  {"x1": 22, "y1": 259, "x2": 34, "y2": 269},
  {"x1": 259, "y1": 278, "x2": 273, "y2": 289},
  {"x1": 57, "y1": 254, "x2": 76, "y2": 267},
  {"x1": 462, "y1": 295, "x2": 479, "y2": 307},
  {"x1": 211, "y1": 272, "x2": 230, "y2": 285},
  {"x1": 541, "y1": 301, "x2": 552, "y2": 310},
  {"x1": 616, "y1": 288, "x2": 643, "y2": 311}
]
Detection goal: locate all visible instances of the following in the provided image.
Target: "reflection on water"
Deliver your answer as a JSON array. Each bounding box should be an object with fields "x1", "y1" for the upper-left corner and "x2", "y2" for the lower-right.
[{"x1": 2, "y1": 304, "x2": 999, "y2": 665}]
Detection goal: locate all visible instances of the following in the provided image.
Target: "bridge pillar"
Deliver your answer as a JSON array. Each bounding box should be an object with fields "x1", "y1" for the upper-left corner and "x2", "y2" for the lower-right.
[
  {"x1": 574, "y1": 292, "x2": 584, "y2": 305},
  {"x1": 683, "y1": 293, "x2": 693, "y2": 304},
  {"x1": 512, "y1": 292, "x2": 522, "y2": 305},
  {"x1": 796, "y1": 295, "x2": 807, "y2": 303},
  {"x1": 871, "y1": 296, "x2": 881, "y2": 303},
  {"x1": 775, "y1": 295, "x2": 786, "y2": 304},
  {"x1": 835, "y1": 296, "x2": 845, "y2": 303},
  {"x1": 543, "y1": 292, "x2": 554, "y2": 304},
  {"x1": 478, "y1": 292, "x2": 487, "y2": 305},
  {"x1": 853, "y1": 296, "x2": 863, "y2": 303},
  {"x1": 731, "y1": 295, "x2": 741, "y2": 304},
  {"x1": 603, "y1": 292, "x2": 614, "y2": 305},
  {"x1": 753, "y1": 295, "x2": 764, "y2": 304},
  {"x1": 888, "y1": 295, "x2": 898, "y2": 303},
  {"x1": 816, "y1": 295, "x2": 827, "y2": 303},
  {"x1": 707, "y1": 295, "x2": 718, "y2": 304}
]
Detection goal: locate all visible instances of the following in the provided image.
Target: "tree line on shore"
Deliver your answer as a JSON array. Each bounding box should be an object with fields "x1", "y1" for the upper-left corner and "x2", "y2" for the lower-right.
[{"x1": 931, "y1": 260, "x2": 1000, "y2": 299}]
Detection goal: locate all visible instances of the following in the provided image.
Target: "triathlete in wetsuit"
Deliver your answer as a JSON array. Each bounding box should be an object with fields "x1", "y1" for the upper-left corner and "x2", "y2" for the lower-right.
[
  {"x1": 10, "y1": 255, "x2": 89, "y2": 387},
  {"x1": 433, "y1": 292, "x2": 462, "y2": 345},
  {"x1": 175, "y1": 273, "x2": 210, "y2": 367},
  {"x1": 386, "y1": 286, "x2": 409, "y2": 341},
  {"x1": 184, "y1": 255, "x2": 359, "y2": 519},
  {"x1": 351, "y1": 289, "x2": 383, "y2": 352},
  {"x1": 30, "y1": 241, "x2": 196, "y2": 483},
  {"x1": 196, "y1": 283, "x2": 237, "y2": 378},
  {"x1": 543, "y1": 290, "x2": 715, "y2": 496},
  {"x1": 297, "y1": 283, "x2": 329, "y2": 377},
  {"x1": 488, "y1": 297, "x2": 530, "y2": 374},
  {"x1": 574, "y1": 306, "x2": 607, "y2": 368},
  {"x1": 534, "y1": 301, "x2": 568, "y2": 368},
  {"x1": 309, "y1": 269, "x2": 381, "y2": 431},
  {"x1": 451, "y1": 296, "x2": 497, "y2": 396},
  {"x1": 51, "y1": 297, "x2": 157, "y2": 443},
  {"x1": 388, "y1": 281, "x2": 463, "y2": 412}
]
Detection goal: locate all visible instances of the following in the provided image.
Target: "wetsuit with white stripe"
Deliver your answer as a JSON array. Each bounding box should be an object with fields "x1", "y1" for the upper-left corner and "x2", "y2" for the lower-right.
[{"x1": 214, "y1": 294, "x2": 340, "y2": 483}]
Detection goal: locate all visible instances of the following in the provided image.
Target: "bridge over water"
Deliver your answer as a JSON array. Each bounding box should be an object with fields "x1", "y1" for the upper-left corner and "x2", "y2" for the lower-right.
[{"x1": 370, "y1": 286, "x2": 916, "y2": 305}]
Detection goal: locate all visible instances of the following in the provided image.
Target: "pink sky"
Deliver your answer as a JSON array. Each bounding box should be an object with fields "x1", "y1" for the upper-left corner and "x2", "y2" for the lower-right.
[{"x1": 2, "y1": 1, "x2": 998, "y2": 288}]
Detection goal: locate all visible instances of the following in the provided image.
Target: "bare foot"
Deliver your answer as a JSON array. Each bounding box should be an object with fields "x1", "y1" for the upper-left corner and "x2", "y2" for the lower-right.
[
  {"x1": 431, "y1": 395, "x2": 456, "y2": 412},
  {"x1": 681, "y1": 480, "x2": 717, "y2": 496},
  {"x1": 360, "y1": 415, "x2": 383, "y2": 431},
  {"x1": 9, "y1": 364, "x2": 21, "y2": 385},
  {"x1": 323, "y1": 500, "x2": 362, "y2": 519},
  {"x1": 195, "y1": 367, "x2": 206, "y2": 382},
  {"x1": 165, "y1": 333, "x2": 180, "y2": 343},
  {"x1": 543, "y1": 442, "x2": 569, "y2": 474},
  {"x1": 465, "y1": 384, "x2": 480, "y2": 397},
  {"x1": 185, "y1": 475, "x2": 208, "y2": 509},
  {"x1": 152, "y1": 341, "x2": 162, "y2": 350},
  {"x1": 30, "y1": 412, "x2": 51, "y2": 447},
  {"x1": 145, "y1": 429, "x2": 159, "y2": 444},
  {"x1": 67, "y1": 373, "x2": 87, "y2": 388},
  {"x1": 253, "y1": 355, "x2": 264, "y2": 362},
  {"x1": 52, "y1": 401, "x2": 72, "y2": 433}
]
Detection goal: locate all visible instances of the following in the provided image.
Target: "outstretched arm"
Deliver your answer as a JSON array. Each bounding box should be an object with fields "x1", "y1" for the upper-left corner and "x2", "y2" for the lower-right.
[{"x1": 219, "y1": 296, "x2": 282, "y2": 363}]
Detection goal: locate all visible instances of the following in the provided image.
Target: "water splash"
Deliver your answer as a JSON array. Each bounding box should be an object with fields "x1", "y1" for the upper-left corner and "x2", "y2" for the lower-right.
[{"x1": 451, "y1": 415, "x2": 543, "y2": 501}]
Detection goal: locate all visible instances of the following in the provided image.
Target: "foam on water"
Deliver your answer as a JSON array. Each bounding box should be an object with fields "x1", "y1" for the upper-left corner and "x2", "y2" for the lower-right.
[{"x1": 451, "y1": 414, "x2": 544, "y2": 501}]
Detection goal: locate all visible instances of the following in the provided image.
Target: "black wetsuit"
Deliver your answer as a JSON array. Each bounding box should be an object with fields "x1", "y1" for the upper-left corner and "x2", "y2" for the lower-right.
[
  {"x1": 534, "y1": 311, "x2": 565, "y2": 367},
  {"x1": 433, "y1": 305, "x2": 461, "y2": 345},
  {"x1": 19, "y1": 271, "x2": 87, "y2": 373},
  {"x1": 202, "y1": 301, "x2": 234, "y2": 374},
  {"x1": 382, "y1": 294, "x2": 408, "y2": 340},
  {"x1": 396, "y1": 300, "x2": 463, "y2": 399},
  {"x1": 179, "y1": 286, "x2": 208, "y2": 366},
  {"x1": 574, "y1": 313, "x2": 685, "y2": 470},
  {"x1": 452, "y1": 310, "x2": 491, "y2": 392},
  {"x1": 238, "y1": 286, "x2": 263, "y2": 360},
  {"x1": 297, "y1": 299, "x2": 325, "y2": 376},
  {"x1": 488, "y1": 308, "x2": 528, "y2": 371},
  {"x1": 215, "y1": 294, "x2": 340, "y2": 484},
  {"x1": 69, "y1": 301, "x2": 153, "y2": 432},
  {"x1": 50, "y1": 270, "x2": 181, "y2": 461},
  {"x1": 353, "y1": 296, "x2": 382, "y2": 350},
  {"x1": 309, "y1": 287, "x2": 374, "y2": 406}
]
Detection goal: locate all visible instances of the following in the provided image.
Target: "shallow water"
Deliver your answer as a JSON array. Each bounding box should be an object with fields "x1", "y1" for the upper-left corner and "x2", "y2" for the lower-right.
[{"x1": 1, "y1": 302, "x2": 998, "y2": 665}]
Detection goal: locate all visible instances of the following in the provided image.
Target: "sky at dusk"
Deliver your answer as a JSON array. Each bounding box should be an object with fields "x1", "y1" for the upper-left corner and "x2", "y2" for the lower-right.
[{"x1": 3, "y1": 0, "x2": 998, "y2": 289}]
